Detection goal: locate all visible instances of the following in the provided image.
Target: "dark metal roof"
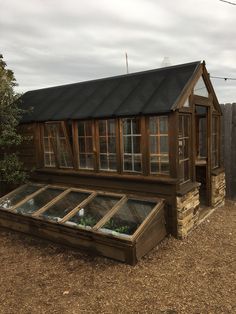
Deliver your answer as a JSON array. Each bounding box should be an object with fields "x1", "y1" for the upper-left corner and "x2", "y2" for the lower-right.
[{"x1": 19, "y1": 61, "x2": 201, "y2": 122}]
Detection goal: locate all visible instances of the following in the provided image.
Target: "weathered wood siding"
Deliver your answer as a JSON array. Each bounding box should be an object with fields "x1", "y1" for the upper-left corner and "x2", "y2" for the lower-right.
[
  {"x1": 17, "y1": 123, "x2": 37, "y2": 171},
  {"x1": 220, "y1": 103, "x2": 236, "y2": 199}
]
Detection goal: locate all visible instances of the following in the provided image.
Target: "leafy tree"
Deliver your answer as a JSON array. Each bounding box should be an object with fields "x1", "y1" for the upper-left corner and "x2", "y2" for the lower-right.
[{"x1": 0, "y1": 54, "x2": 27, "y2": 185}]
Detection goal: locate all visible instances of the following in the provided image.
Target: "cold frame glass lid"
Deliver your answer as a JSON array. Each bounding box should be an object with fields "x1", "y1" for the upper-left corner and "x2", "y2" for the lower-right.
[
  {"x1": 14, "y1": 188, "x2": 63, "y2": 215},
  {"x1": 0, "y1": 185, "x2": 41, "y2": 210},
  {"x1": 100, "y1": 199, "x2": 156, "y2": 237},
  {"x1": 40, "y1": 191, "x2": 91, "y2": 222},
  {"x1": 65, "y1": 195, "x2": 120, "y2": 228}
]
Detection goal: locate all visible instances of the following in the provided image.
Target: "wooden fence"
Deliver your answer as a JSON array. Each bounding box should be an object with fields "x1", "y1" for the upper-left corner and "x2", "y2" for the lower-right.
[{"x1": 220, "y1": 103, "x2": 236, "y2": 200}]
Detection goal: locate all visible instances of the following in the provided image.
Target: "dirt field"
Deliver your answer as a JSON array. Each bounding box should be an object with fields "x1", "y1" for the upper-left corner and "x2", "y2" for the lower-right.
[{"x1": 0, "y1": 201, "x2": 235, "y2": 314}]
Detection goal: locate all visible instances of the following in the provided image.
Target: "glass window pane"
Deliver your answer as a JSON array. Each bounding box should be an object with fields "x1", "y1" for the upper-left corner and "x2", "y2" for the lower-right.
[
  {"x1": 40, "y1": 191, "x2": 90, "y2": 222},
  {"x1": 123, "y1": 155, "x2": 132, "y2": 171},
  {"x1": 183, "y1": 98, "x2": 189, "y2": 108},
  {"x1": 98, "y1": 120, "x2": 106, "y2": 136},
  {"x1": 99, "y1": 137, "x2": 107, "y2": 153},
  {"x1": 78, "y1": 122, "x2": 85, "y2": 136},
  {"x1": 179, "y1": 139, "x2": 184, "y2": 160},
  {"x1": 159, "y1": 116, "x2": 168, "y2": 134},
  {"x1": 151, "y1": 162, "x2": 159, "y2": 173},
  {"x1": 85, "y1": 121, "x2": 92, "y2": 136},
  {"x1": 132, "y1": 118, "x2": 141, "y2": 134},
  {"x1": 149, "y1": 117, "x2": 157, "y2": 134},
  {"x1": 183, "y1": 139, "x2": 189, "y2": 159},
  {"x1": 194, "y1": 76, "x2": 209, "y2": 97},
  {"x1": 150, "y1": 136, "x2": 158, "y2": 154},
  {"x1": 108, "y1": 137, "x2": 116, "y2": 153},
  {"x1": 122, "y1": 119, "x2": 131, "y2": 135},
  {"x1": 100, "y1": 154, "x2": 108, "y2": 170},
  {"x1": 86, "y1": 154, "x2": 94, "y2": 169},
  {"x1": 0, "y1": 185, "x2": 41, "y2": 210},
  {"x1": 108, "y1": 155, "x2": 117, "y2": 170},
  {"x1": 160, "y1": 156, "x2": 169, "y2": 174},
  {"x1": 134, "y1": 155, "x2": 142, "y2": 172},
  {"x1": 160, "y1": 136, "x2": 168, "y2": 153},
  {"x1": 108, "y1": 119, "x2": 116, "y2": 136},
  {"x1": 133, "y1": 136, "x2": 141, "y2": 154},
  {"x1": 184, "y1": 160, "x2": 190, "y2": 181},
  {"x1": 79, "y1": 138, "x2": 85, "y2": 153},
  {"x1": 123, "y1": 136, "x2": 132, "y2": 154},
  {"x1": 67, "y1": 195, "x2": 120, "y2": 228},
  {"x1": 86, "y1": 138, "x2": 93, "y2": 153},
  {"x1": 101, "y1": 199, "x2": 156, "y2": 236},
  {"x1": 79, "y1": 154, "x2": 86, "y2": 168},
  {"x1": 15, "y1": 188, "x2": 63, "y2": 215}
]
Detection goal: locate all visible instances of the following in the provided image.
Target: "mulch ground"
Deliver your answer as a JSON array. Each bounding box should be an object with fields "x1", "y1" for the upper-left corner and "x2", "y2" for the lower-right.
[{"x1": 0, "y1": 201, "x2": 235, "y2": 314}]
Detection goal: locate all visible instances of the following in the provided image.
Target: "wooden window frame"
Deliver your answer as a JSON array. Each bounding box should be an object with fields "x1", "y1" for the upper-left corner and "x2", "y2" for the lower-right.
[
  {"x1": 120, "y1": 117, "x2": 143, "y2": 174},
  {"x1": 40, "y1": 115, "x2": 174, "y2": 179},
  {"x1": 148, "y1": 115, "x2": 169, "y2": 176},
  {"x1": 76, "y1": 120, "x2": 96, "y2": 171},
  {"x1": 96, "y1": 118, "x2": 118, "y2": 172},
  {"x1": 43, "y1": 121, "x2": 74, "y2": 169},
  {"x1": 178, "y1": 114, "x2": 191, "y2": 184},
  {"x1": 211, "y1": 114, "x2": 220, "y2": 169}
]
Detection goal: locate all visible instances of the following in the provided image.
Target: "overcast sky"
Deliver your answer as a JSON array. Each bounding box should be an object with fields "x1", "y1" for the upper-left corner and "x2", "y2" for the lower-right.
[{"x1": 1, "y1": 0, "x2": 235, "y2": 103}]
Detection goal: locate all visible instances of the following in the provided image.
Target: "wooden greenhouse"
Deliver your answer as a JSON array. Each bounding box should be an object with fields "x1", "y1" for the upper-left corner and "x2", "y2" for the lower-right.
[{"x1": 0, "y1": 61, "x2": 225, "y2": 264}]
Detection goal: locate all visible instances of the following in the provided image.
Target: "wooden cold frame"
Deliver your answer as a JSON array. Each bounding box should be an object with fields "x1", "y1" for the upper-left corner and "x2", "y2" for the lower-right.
[{"x1": 0, "y1": 183, "x2": 166, "y2": 264}]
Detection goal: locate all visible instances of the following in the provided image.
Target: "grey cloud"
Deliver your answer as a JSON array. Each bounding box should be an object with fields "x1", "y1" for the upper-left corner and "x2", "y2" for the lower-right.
[{"x1": 0, "y1": 0, "x2": 235, "y2": 103}]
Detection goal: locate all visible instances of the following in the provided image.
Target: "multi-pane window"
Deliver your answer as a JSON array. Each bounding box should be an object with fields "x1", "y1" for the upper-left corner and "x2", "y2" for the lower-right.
[
  {"x1": 78, "y1": 121, "x2": 94, "y2": 169},
  {"x1": 43, "y1": 125, "x2": 56, "y2": 167},
  {"x1": 149, "y1": 116, "x2": 169, "y2": 174},
  {"x1": 179, "y1": 115, "x2": 191, "y2": 183},
  {"x1": 212, "y1": 116, "x2": 220, "y2": 169},
  {"x1": 45, "y1": 122, "x2": 73, "y2": 168},
  {"x1": 122, "y1": 118, "x2": 142, "y2": 173},
  {"x1": 98, "y1": 119, "x2": 117, "y2": 171}
]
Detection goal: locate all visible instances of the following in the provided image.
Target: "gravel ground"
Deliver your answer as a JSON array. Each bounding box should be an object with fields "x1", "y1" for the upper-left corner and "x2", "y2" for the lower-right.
[{"x1": 0, "y1": 201, "x2": 235, "y2": 314}]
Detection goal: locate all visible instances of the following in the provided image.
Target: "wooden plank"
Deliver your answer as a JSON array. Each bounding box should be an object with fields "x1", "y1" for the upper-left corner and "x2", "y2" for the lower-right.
[
  {"x1": 135, "y1": 205, "x2": 166, "y2": 260},
  {"x1": 231, "y1": 104, "x2": 236, "y2": 199},
  {"x1": 221, "y1": 104, "x2": 232, "y2": 197},
  {"x1": 0, "y1": 210, "x2": 133, "y2": 264}
]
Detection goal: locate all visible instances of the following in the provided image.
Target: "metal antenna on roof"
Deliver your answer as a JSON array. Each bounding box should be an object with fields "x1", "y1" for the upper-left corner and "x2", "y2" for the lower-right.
[
  {"x1": 161, "y1": 57, "x2": 172, "y2": 67},
  {"x1": 125, "y1": 52, "x2": 129, "y2": 74}
]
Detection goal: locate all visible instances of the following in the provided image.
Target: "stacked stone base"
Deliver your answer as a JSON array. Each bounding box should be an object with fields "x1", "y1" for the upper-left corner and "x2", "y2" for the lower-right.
[
  {"x1": 211, "y1": 172, "x2": 226, "y2": 207},
  {"x1": 177, "y1": 187, "x2": 200, "y2": 239},
  {"x1": 177, "y1": 171, "x2": 226, "y2": 239}
]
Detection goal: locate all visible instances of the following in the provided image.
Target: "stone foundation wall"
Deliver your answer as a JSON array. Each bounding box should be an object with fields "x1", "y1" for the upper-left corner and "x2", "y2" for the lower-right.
[
  {"x1": 211, "y1": 172, "x2": 226, "y2": 207},
  {"x1": 177, "y1": 187, "x2": 200, "y2": 239}
]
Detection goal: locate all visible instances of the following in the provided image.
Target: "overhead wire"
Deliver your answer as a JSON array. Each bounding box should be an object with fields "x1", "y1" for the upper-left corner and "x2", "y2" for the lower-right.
[
  {"x1": 210, "y1": 76, "x2": 236, "y2": 81},
  {"x1": 219, "y1": 0, "x2": 236, "y2": 5}
]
